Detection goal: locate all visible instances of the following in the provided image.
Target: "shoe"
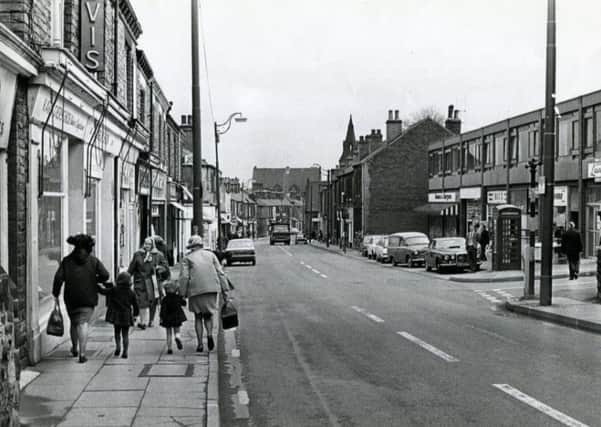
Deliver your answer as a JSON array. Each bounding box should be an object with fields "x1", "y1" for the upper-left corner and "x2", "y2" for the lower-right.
[
  {"x1": 196, "y1": 345, "x2": 203, "y2": 353},
  {"x1": 207, "y1": 336, "x2": 215, "y2": 351},
  {"x1": 148, "y1": 322, "x2": 153, "y2": 327},
  {"x1": 114, "y1": 349, "x2": 121, "y2": 357},
  {"x1": 167, "y1": 349, "x2": 173, "y2": 355},
  {"x1": 138, "y1": 324, "x2": 146, "y2": 330},
  {"x1": 121, "y1": 352, "x2": 128, "y2": 359},
  {"x1": 78, "y1": 356, "x2": 88, "y2": 363},
  {"x1": 175, "y1": 337, "x2": 183, "y2": 350},
  {"x1": 70, "y1": 347, "x2": 78, "y2": 357}
]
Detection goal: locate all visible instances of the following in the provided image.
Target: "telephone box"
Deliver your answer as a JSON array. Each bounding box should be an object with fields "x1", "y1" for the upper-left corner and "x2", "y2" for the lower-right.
[{"x1": 494, "y1": 204, "x2": 522, "y2": 270}]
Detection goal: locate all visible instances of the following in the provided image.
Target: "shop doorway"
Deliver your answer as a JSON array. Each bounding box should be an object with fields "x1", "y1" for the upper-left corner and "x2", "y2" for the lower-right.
[{"x1": 586, "y1": 203, "x2": 601, "y2": 257}]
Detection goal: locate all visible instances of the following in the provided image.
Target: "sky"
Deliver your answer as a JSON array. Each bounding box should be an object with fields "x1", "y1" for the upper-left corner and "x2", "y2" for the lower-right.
[{"x1": 129, "y1": 0, "x2": 601, "y2": 182}]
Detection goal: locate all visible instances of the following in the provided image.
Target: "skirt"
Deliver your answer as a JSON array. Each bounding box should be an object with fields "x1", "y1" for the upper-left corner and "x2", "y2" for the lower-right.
[
  {"x1": 106, "y1": 307, "x2": 134, "y2": 327},
  {"x1": 188, "y1": 293, "x2": 218, "y2": 315},
  {"x1": 67, "y1": 307, "x2": 94, "y2": 326}
]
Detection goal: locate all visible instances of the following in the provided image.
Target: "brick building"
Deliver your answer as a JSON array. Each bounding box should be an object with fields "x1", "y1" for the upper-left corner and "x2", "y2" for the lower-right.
[
  {"x1": 320, "y1": 109, "x2": 455, "y2": 246},
  {"x1": 0, "y1": 0, "x2": 185, "y2": 373}
]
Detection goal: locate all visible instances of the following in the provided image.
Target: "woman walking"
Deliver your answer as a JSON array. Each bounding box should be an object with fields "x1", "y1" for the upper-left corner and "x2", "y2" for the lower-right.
[
  {"x1": 128, "y1": 237, "x2": 170, "y2": 329},
  {"x1": 52, "y1": 234, "x2": 110, "y2": 363},
  {"x1": 179, "y1": 235, "x2": 230, "y2": 352},
  {"x1": 97, "y1": 271, "x2": 139, "y2": 359}
]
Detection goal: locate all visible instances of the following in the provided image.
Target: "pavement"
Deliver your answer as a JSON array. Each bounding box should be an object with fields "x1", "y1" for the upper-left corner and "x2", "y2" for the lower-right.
[
  {"x1": 308, "y1": 239, "x2": 601, "y2": 338},
  {"x1": 19, "y1": 267, "x2": 220, "y2": 427}
]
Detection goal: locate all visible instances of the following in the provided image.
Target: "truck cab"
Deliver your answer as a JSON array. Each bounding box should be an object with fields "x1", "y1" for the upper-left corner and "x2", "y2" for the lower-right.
[{"x1": 270, "y1": 222, "x2": 291, "y2": 245}]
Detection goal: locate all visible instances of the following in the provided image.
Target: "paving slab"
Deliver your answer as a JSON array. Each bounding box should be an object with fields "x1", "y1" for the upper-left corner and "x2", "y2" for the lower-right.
[
  {"x1": 73, "y1": 390, "x2": 145, "y2": 408},
  {"x1": 132, "y1": 416, "x2": 204, "y2": 427},
  {"x1": 57, "y1": 407, "x2": 137, "y2": 427},
  {"x1": 86, "y1": 364, "x2": 150, "y2": 391}
]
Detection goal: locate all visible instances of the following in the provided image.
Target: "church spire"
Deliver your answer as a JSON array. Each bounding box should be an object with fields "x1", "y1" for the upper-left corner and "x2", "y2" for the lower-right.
[{"x1": 345, "y1": 115, "x2": 356, "y2": 144}]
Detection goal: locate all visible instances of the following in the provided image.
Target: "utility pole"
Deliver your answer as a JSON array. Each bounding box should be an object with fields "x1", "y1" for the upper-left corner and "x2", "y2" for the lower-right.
[
  {"x1": 214, "y1": 122, "x2": 221, "y2": 250},
  {"x1": 525, "y1": 159, "x2": 541, "y2": 298},
  {"x1": 191, "y1": 0, "x2": 203, "y2": 237},
  {"x1": 540, "y1": 0, "x2": 556, "y2": 306}
]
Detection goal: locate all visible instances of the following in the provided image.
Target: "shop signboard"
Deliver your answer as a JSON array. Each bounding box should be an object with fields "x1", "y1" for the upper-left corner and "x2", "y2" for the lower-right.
[
  {"x1": 428, "y1": 192, "x2": 456, "y2": 203},
  {"x1": 137, "y1": 165, "x2": 150, "y2": 195},
  {"x1": 554, "y1": 186, "x2": 568, "y2": 207},
  {"x1": 80, "y1": 1, "x2": 105, "y2": 72},
  {"x1": 168, "y1": 182, "x2": 178, "y2": 201},
  {"x1": 0, "y1": 65, "x2": 17, "y2": 150},
  {"x1": 588, "y1": 162, "x2": 601, "y2": 182},
  {"x1": 152, "y1": 173, "x2": 166, "y2": 200},
  {"x1": 121, "y1": 162, "x2": 135, "y2": 190},
  {"x1": 459, "y1": 187, "x2": 481, "y2": 200},
  {"x1": 487, "y1": 190, "x2": 507, "y2": 204}
]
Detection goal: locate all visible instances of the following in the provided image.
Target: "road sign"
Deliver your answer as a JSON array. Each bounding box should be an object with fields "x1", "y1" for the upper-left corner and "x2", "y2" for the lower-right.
[{"x1": 537, "y1": 176, "x2": 545, "y2": 195}]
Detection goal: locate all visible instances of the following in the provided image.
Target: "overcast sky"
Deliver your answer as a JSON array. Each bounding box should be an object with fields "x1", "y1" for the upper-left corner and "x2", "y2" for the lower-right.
[{"x1": 129, "y1": 0, "x2": 601, "y2": 181}]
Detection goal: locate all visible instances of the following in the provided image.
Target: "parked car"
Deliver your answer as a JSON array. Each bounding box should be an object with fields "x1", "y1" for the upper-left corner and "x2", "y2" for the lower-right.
[
  {"x1": 424, "y1": 237, "x2": 473, "y2": 273},
  {"x1": 360, "y1": 235, "x2": 372, "y2": 257},
  {"x1": 296, "y1": 233, "x2": 308, "y2": 244},
  {"x1": 366, "y1": 235, "x2": 385, "y2": 259},
  {"x1": 224, "y1": 238, "x2": 256, "y2": 266},
  {"x1": 388, "y1": 232, "x2": 430, "y2": 267},
  {"x1": 374, "y1": 236, "x2": 391, "y2": 263}
]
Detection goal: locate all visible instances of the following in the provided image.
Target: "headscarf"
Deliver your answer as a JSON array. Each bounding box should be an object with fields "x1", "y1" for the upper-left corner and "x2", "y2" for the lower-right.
[{"x1": 142, "y1": 237, "x2": 157, "y2": 263}]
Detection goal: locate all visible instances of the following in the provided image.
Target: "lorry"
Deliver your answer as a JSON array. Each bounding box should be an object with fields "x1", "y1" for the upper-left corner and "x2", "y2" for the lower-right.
[{"x1": 269, "y1": 222, "x2": 291, "y2": 245}]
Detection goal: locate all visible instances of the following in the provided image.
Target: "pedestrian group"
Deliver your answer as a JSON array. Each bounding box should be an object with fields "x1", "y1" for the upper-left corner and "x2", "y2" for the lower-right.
[{"x1": 52, "y1": 233, "x2": 233, "y2": 363}]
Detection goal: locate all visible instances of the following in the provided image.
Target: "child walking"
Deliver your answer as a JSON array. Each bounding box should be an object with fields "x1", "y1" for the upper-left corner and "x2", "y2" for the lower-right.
[
  {"x1": 98, "y1": 271, "x2": 139, "y2": 358},
  {"x1": 160, "y1": 280, "x2": 187, "y2": 354}
]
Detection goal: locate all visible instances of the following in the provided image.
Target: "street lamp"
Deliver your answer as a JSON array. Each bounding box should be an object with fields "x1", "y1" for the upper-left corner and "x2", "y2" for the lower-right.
[{"x1": 214, "y1": 112, "x2": 247, "y2": 250}]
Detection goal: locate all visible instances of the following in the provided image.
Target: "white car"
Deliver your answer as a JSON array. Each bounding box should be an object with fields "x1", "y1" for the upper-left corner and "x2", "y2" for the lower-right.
[
  {"x1": 366, "y1": 235, "x2": 385, "y2": 259},
  {"x1": 374, "y1": 236, "x2": 391, "y2": 263}
]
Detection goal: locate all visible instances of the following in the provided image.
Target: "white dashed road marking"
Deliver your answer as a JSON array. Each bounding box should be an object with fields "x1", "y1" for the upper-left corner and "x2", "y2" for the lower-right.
[
  {"x1": 493, "y1": 384, "x2": 589, "y2": 427},
  {"x1": 311, "y1": 268, "x2": 320, "y2": 274},
  {"x1": 397, "y1": 331, "x2": 459, "y2": 362},
  {"x1": 238, "y1": 390, "x2": 250, "y2": 406},
  {"x1": 351, "y1": 306, "x2": 385, "y2": 323},
  {"x1": 474, "y1": 290, "x2": 503, "y2": 304},
  {"x1": 320, "y1": 274, "x2": 328, "y2": 279},
  {"x1": 493, "y1": 289, "x2": 516, "y2": 300},
  {"x1": 279, "y1": 247, "x2": 293, "y2": 257}
]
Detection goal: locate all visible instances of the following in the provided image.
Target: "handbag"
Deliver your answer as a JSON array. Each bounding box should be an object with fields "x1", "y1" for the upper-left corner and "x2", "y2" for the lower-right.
[
  {"x1": 221, "y1": 299, "x2": 238, "y2": 330},
  {"x1": 47, "y1": 301, "x2": 64, "y2": 337}
]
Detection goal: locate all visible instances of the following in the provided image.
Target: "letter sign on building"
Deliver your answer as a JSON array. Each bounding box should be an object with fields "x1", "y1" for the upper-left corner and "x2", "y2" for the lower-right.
[{"x1": 80, "y1": 1, "x2": 105, "y2": 72}]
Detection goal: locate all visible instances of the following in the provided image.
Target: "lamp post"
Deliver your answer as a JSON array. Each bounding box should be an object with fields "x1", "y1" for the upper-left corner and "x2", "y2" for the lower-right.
[
  {"x1": 191, "y1": 0, "x2": 203, "y2": 237},
  {"x1": 214, "y1": 112, "x2": 247, "y2": 250}
]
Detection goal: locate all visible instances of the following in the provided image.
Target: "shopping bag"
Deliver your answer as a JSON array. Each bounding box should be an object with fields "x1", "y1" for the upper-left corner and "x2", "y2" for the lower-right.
[
  {"x1": 151, "y1": 274, "x2": 160, "y2": 299},
  {"x1": 221, "y1": 299, "x2": 238, "y2": 330},
  {"x1": 47, "y1": 301, "x2": 64, "y2": 337}
]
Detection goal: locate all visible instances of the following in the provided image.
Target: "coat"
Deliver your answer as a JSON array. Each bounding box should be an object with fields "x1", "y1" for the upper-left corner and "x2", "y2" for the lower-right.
[
  {"x1": 159, "y1": 293, "x2": 187, "y2": 328},
  {"x1": 179, "y1": 248, "x2": 228, "y2": 298},
  {"x1": 98, "y1": 283, "x2": 140, "y2": 327},
  {"x1": 52, "y1": 252, "x2": 110, "y2": 311},
  {"x1": 128, "y1": 249, "x2": 169, "y2": 308},
  {"x1": 479, "y1": 229, "x2": 490, "y2": 247},
  {"x1": 561, "y1": 229, "x2": 583, "y2": 256}
]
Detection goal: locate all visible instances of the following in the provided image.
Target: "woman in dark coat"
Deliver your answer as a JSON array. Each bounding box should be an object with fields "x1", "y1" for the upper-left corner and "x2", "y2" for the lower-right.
[
  {"x1": 98, "y1": 271, "x2": 139, "y2": 359},
  {"x1": 52, "y1": 234, "x2": 110, "y2": 363},
  {"x1": 128, "y1": 237, "x2": 170, "y2": 328}
]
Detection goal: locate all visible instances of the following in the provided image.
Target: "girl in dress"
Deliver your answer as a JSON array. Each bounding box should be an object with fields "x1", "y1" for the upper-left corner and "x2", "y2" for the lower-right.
[{"x1": 159, "y1": 280, "x2": 187, "y2": 354}]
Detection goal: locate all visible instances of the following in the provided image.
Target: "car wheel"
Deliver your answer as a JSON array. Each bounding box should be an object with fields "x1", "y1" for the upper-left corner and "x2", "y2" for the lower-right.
[
  {"x1": 406, "y1": 255, "x2": 411, "y2": 267},
  {"x1": 227, "y1": 260, "x2": 232, "y2": 266},
  {"x1": 252, "y1": 259, "x2": 256, "y2": 266},
  {"x1": 436, "y1": 259, "x2": 443, "y2": 273}
]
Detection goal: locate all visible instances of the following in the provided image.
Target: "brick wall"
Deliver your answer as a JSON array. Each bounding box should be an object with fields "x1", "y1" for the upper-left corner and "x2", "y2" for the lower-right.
[
  {"x1": 0, "y1": 268, "x2": 20, "y2": 427},
  {"x1": 7, "y1": 78, "x2": 29, "y2": 363},
  {"x1": 63, "y1": 0, "x2": 80, "y2": 58},
  {"x1": 365, "y1": 120, "x2": 450, "y2": 235},
  {"x1": 0, "y1": 0, "x2": 51, "y2": 48},
  {"x1": 116, "y1": 17, "x2": 127, "y2": 105},
  {"x1": 100, "y1": 0, "x2": 115, "y2": 89}
]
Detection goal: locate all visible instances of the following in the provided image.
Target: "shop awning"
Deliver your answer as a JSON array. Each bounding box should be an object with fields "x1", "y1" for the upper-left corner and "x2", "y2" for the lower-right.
[
  {"x1": 169, "y1": 201, "x2": 186, "y2": 212},
  {"x1": 414, "y1": 203, "x2": 457, "y2": 216}
]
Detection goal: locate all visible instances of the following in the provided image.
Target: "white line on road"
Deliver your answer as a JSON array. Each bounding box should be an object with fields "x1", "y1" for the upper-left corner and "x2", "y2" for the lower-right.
[
  {"x1": 231, "y1": 348, "x2": 240, "y2": 358},
  {"x1": 397, "y1": 331, "x2": 459, "y2": 362},
  {"x1": 320, "y1": 274, "x2": 328, "y2": 279},
  {"x1": 493, "y1": 289, "x2": 516, "y2": 299},
  {"x1": 311, "y1": 268, "x2": 320, "y2": 274},
  {"x1": 279, "y1": 247, "x2": 293, "y2": 257},
  {"x1": 305, "y1": 264, "x2": 313, "y2": 269},
  {"x1": 300, "y1": 261, "x2": 305, "y2": 265},
  {"x1": 351, "y1": 306, "x2": 385, "y2": 323},
  {"x1": 493, "y1": 384, "x2": 589, "y2": 427},
  {"x1": 474, "y1": 290, "x2": 502, "y2": 304}
]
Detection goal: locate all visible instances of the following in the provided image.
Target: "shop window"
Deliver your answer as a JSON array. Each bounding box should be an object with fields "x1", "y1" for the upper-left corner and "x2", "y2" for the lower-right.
[
  {"x1": 137, "y1": 88, "x2": 146, "y2": 125},
  {"x1": 126, "y1": 41, "x2": 134, "y2": 112},
  {"x1": 483, "y1": 136, "x2": 493, "y2": 167},
  {"x1": 453, "y1": 146, "x2": 461, "y2": 172},
  {"x1": 508, "y1": 130, "x2": 518, "y2": 165},
  {"x1": 444, "y1": 149, "x2": 452, "y2": 174},
  {"x1": 86, "y1": 180, "x2": 99, "y2": 245},
  {"x1": 558, "y1": 118, "x2": 570, "y2": 157},
  {"x1": 38, "y1": 196, "x2": 63, "y2": 301},
  {"x1": 528, "y1": 128, "x2": 539, "y2": 158},
  {"x1": 518, "y1": 126, "x2": 529, "y2": 162},
  {"x1": 595, "y1": 109, "x2": 601, "y2": 155}
]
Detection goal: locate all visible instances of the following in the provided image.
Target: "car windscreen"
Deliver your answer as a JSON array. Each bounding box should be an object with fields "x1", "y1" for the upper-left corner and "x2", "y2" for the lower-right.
[
  {"x1": 436, "y1": 238, "x2": 465, "y2": 249},
  {"x1": 272, "y1": 225, "x2": 289, "y2": 233},
  {"x1": 406, "y1": 236, "x2": 429, "y2": 246},
  {"x1": 227, "y1": 240, "x2": 253, "y2": 249}
]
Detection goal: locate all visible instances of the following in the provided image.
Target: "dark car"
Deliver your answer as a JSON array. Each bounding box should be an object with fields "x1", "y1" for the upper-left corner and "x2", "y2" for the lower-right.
[
  {"x1": 388, "y1": 232, "x2": 430, "y2": 267},
  {"x1": 224, "y1": 238, "x2": 256, "y2": 266},
  {"x1": 296, "y1": 233, "x2": 308, "y2": 244},
  {"x1": 424, "y1": 237, "x2": 474, "y2": 273}
]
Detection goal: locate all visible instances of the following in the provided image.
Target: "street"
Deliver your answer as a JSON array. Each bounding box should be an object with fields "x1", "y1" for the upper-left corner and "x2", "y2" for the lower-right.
[{"x1": 220, "y1": 240, "x2": 601, "y2": 426}]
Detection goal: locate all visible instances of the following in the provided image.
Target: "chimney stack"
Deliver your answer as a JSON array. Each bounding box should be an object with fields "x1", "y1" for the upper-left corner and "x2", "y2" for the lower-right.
[
  {"x1": 386, "y1": 108, "x2": 403, "y2": 141},
  {"x1": 445, "y1": 105, "x2": 462, "y2": 134}
]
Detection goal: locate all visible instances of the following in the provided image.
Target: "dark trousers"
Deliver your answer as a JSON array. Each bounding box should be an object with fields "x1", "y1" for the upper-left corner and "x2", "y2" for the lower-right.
[
  {"x1": 480, "y1": 244, "x2": 488, "y2": 261},
  {"x1": 114, "y1": 325, "x2": 130, "y2": 353},
  {"x1": 566, "y1": 253, "x2": 580, "y2": 279},
  {"x1": 467, "y1": 245, "x2": 478, "y2": 271}
]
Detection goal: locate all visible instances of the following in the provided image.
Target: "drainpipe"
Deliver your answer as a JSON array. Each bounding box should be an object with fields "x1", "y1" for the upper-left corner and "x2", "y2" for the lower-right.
[
  {"x1": 578, "y1": 97, "x2": 585, "y2": 253},
  {"x1": 148, "y1": 81, "x2": 154, "y2": 238},
  {"x1": 113, "y1": 0, "x2": 119, "y2": 96}
]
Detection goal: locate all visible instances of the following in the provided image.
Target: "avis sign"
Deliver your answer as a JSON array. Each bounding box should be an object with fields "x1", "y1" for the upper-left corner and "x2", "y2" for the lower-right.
[{"x1": 80, "y1": 1, "x2": 105, "y2": 72}]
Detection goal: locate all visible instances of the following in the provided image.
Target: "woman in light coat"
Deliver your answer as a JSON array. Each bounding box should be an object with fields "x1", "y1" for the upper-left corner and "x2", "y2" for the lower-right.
[
  {"x1": 179, "y1": 235, "x2": 230, "y2": 352},
  {"x1": 128, "y1": 237, "x2": 170, "y2": 328}
]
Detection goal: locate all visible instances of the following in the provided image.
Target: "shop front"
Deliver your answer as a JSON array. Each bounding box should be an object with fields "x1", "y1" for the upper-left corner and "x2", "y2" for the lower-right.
[
  {"x1": 118, "y1": 149, "x2": 139, "y2": 270},
  {"x1": 151, "y1": 171, "x2": 167, "y2": 239},
  {"x1": 418, "y1": 192, "x2": 459, "y2": 238},
  {"x1": 460, "y1": 187, "x2": 482, "y2": 238},
  {"x1": 27, "y1": 55, "x2": 127, "y2": 361}
]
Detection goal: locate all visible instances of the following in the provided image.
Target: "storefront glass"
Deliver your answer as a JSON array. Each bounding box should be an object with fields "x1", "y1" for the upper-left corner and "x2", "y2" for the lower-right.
[
  {"x1": 38, "y1": 136, "x2": 64, "y2": 301},
  {"x1": 86, "y1": 180, "x2": 98, "y2": 243}
]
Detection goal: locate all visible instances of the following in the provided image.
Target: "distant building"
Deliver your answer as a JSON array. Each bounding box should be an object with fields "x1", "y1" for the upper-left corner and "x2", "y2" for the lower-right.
[{"x1": 252, "y1": 166, "x2": 321, "y2": 200}]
